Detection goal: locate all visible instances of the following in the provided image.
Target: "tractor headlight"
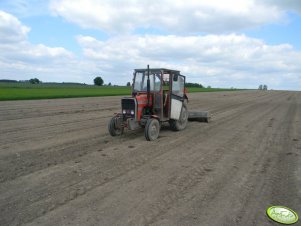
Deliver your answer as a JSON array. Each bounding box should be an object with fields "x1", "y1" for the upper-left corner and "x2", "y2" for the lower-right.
[
  {"x1": 122, "y1": 109, "x2": 126, "y2": 114},
  {"x1": 130, "y1": 110, "x2": 134, "y2": 115}
]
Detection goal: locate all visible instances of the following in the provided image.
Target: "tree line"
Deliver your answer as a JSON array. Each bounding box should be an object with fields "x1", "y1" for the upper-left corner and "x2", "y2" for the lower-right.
[
  {"x1": 93, "y1": 76, "x2": 131, "y2": 86},
  {"x1": 258, "y1": 84, "x2": 268, "y2": 90},
  {"x1": 0, "y1": 78, "x2": 41, "y2": 84},
  {"x1": 185, "y1": 82, "x2": 204, "y2": 88},
  {"x1": 1, "y1": 76, "x2": 206, "y2": 88}
]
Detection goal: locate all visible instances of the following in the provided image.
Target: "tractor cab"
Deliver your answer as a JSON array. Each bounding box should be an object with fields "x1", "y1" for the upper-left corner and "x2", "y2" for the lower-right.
[
  {"x1": 108, "y1": 65, "x2": 189, "y2": 141},
  {"x1": 132, "y1": 67, "x2": 187, "y2": 121}
]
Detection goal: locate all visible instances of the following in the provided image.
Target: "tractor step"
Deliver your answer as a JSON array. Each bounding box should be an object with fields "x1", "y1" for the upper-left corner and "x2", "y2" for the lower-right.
[{"x1": 188, "y1": 111, "x2": 210, "y2": 123}]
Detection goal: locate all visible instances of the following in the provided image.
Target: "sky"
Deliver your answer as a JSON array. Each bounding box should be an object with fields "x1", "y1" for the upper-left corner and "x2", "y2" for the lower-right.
[{"x1": 0, "y1": 0, "x2": 301, "y2": 90}]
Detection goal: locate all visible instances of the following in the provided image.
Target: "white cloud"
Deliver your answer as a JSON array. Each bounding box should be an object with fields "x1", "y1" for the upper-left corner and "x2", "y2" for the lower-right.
[
  {"x1": 263, "y1": 0, "x2": 301, "y2": 15},
  {"x1": 49, "y1": 0, "x2": 285, "y2": 33},
  {"x1": 0, "y1": 10, "x2": 30, "y2": 42},
  {"x1": 0, "y1": 10, "x2": 89, "y2": 82},
  {"x1": 76, "y1": 34, "x2": 301, "y2": 90},
  {"x1": 1, "y1": 8, "x2": 301, "y2": 90}
]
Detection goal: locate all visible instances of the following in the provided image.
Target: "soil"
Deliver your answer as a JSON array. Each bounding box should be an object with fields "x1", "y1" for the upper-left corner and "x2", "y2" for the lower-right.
[{"x1": 0, "y1": 91, "x2": 300, "y2": 226}]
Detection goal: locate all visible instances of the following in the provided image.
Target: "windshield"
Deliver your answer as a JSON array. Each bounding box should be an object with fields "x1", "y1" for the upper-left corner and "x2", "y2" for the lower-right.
[{"x1": 133, "y1": 72, "x2": 161, "y2": 92}]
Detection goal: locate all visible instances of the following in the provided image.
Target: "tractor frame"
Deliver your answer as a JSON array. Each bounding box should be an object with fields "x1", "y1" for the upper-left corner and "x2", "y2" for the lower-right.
[{"x1": 108, "y1": 65, "x2": 189, "y2": 141}]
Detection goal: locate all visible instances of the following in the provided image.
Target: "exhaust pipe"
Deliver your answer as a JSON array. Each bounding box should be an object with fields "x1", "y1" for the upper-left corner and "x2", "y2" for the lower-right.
[{"x1": 147, "y1": 64, "x2": 150, "y2": 109}]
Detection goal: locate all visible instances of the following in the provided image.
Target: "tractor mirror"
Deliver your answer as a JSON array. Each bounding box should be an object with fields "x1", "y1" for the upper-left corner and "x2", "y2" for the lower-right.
[{"x1": 173, "y1": 74, "x2": 178, "y2": 82}]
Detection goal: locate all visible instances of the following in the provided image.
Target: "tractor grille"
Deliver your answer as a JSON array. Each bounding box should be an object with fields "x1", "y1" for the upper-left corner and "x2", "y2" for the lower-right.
[
  {"x1": 122, "y1": 98, "x2": 135, "y2": 109},
  {"x1": 122, "y1": 98, "x2": 136, "y2": 118}
]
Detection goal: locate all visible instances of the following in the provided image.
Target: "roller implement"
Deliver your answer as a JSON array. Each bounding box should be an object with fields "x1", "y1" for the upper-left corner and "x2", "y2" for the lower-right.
[{"x1": 108, "y1": 65, "x2": 209, "y2": 141}]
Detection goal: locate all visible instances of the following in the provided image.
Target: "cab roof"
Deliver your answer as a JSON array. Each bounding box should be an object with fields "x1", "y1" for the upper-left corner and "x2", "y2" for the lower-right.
[{"x1": 134, "y1": 68, "x2": 180, "y2": 74}]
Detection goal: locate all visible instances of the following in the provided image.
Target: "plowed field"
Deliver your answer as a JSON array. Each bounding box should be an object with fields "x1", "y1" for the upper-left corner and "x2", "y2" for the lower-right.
[{"x1": 0, "y1": 91, "x2": 300, "y2": 226}]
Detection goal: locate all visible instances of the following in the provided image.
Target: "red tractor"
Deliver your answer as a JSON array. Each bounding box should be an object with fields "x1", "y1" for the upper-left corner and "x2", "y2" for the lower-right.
[{"x1": 108, "y1": 65, "x2": 189, "y2": 141}]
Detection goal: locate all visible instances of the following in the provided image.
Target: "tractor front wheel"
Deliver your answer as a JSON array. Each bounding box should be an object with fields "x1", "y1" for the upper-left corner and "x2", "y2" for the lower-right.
[
  {"x1": 108, "y1": 116, "x2": 123, "y2": 136},
  {"x1": 144, "y1": 118, "x2": 160, "y2": 141}
]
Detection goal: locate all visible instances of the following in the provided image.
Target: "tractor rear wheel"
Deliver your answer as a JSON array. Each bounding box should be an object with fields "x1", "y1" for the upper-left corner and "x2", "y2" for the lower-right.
[
  {"x1": 108, "y1": 116, "x2": 123, "y2": 136},
  {"x1": 145, "y1": 118, "x2": 160, "y2": 141},
  {"x1": 170, "y1": 103, "x2": 188, "y2": 131}
]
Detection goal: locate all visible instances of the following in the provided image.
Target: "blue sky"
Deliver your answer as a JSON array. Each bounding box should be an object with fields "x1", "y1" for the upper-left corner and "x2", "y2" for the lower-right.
[
  {"x1": 246, "y1": 12, "x2": 301, "y2": 50},
  {"x1": 0, "y1": 0, "x2": 301, "y2": 90}
]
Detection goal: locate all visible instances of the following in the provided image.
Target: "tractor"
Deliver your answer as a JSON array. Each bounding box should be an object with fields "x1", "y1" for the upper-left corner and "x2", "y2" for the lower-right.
[{"x1": 108, "y1": 65, "x2": 190, "y2": 141}]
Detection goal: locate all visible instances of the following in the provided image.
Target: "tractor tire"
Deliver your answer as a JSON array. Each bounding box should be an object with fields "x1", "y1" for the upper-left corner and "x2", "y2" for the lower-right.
[
  {"x1": 169, "y1": 103, "x2": 188, "y2": 131},
  {"x1": 144, "y1": 118, "x2": 160, "y2": 141},
  {"x1": 108, "y1": 116, "x2": 123, "y2": 136}
]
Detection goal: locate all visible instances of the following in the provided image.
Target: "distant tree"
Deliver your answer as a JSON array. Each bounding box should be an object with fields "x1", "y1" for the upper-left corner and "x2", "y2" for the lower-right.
[
  {"x1": 263, "y1": 85, "x2": 268, "y2": 90},
  {"x1": 207, "y1": 85, "x2": 211, "y2": 89},
  {"x1": 186, "y1": 82, "x2": 203, "y2": 88},
  {"x1": 108, "y1": 82, "x2": 112, "y2": 86},
  {"x1": 94, "y1": 76, "x2": 104, "y2": 86},
  {"x1": 126, "y1": 82, "x2": 131, "y2": 87},
  {"x1": 29, "y1": 78, "x2": 41, "y2": 84},
  {"x1": 258, "y1": 85, "x2": 263, "y2": 90}
]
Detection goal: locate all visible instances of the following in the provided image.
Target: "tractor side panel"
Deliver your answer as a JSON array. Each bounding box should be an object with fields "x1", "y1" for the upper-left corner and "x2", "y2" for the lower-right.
[
  {"x1": 136, "y1": 94, "x2": 152, "y2": 121},
  {"x1": 170, "y1": 98, "x2": 182, "y2": 120}
]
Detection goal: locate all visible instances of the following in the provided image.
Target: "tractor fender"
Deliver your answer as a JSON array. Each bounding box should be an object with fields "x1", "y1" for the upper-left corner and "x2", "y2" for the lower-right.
[{"x1": 150, "y1": 115, "x2": 160, "y2": 120}]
